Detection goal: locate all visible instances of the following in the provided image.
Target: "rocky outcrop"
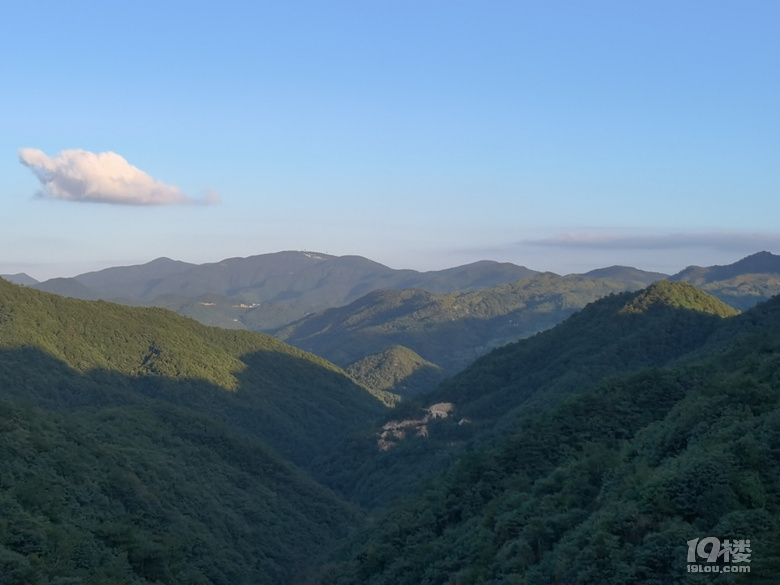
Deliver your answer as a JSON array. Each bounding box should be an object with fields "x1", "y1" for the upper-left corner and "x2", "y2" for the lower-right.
[{"x1": 378, "y1": 402, "x2": 456, "y2": 450}]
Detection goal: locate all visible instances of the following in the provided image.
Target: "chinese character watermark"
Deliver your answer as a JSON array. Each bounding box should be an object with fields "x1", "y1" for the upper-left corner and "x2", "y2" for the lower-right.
[{"x1": 687, "y1": 537, "x2": 751, "y2": 573}]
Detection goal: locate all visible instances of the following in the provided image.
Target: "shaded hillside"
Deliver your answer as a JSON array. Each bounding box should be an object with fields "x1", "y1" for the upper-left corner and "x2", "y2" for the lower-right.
[
  {"x1": 68, "y1": 256, "x2": 196, "y2": 298},
  {"x1": 319, "y1": 332, "x2": 780, "y2": 583},
  {"x1": 672, "y1": 251, "x2": 780, "y2": 310},
  {"x1": 277, "y1": 273, "x2": 662, "y2": 375},
  {"x1": 0, "y1": 278, "x2": 387, "y2": 471},
  {"x1": 317, "y1": 291, "x2": 779, "y2": 584},
  {"x1": 312, "y1": 282, "x2": 740, "y2": 509},
  {"x1": 32, "y1": 252, "x2": 539, "y2": 331},
  {"x1": 345, "y1": 345, "x2": 445, "y2": 397},
  {"x1": 32, "y1": 276, "x2": 99, "y2": 300},
  {"x1": 0, "y1": 350, "x2": 363, "y2": 584}
]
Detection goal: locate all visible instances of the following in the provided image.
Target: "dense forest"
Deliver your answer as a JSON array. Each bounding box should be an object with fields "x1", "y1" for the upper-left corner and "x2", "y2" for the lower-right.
[
  {"x1": 316, "y1": 284, "x2": 780, "y2": 583},
  {"x1": 1, "y1": 275, "x2": 779, "y2": 583},
  {"x1": 0, "y1": 382, "x2": 362, "y2": 583},
  {"x1": 0, "y1": 278, "x2": 385, "y2": 583}
]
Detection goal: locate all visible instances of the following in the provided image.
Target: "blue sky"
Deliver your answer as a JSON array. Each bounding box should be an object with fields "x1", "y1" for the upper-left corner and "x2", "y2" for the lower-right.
[{"x1": 1, "y1": 1, "x2": 779, "y2": 280}]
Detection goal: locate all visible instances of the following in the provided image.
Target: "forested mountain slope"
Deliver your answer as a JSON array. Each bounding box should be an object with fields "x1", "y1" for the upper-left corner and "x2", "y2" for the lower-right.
[
  {"x1": 0, "y1": 277, "x2": 387, "y2": 469},
  {"x1": 344, "y1": 345, "x2": 444, "y2": 398},
  {"x1": 318, "y1": 289, "x2": 780, "y2": 584},
  {"x1": 427, "y1": 281, "x2": 739, "y2": 427},
  {"x1": 0, "y1": 371, "x2": 363, "y2": 584},
  {"x1": 4, "y1": 273, "x2": 778, "y2": 583},
  {"x1": 0, "y1": 280, "x2": 395, "y2": 582},
  {"x1": 277, "y1": 273, "x2": 657, "y2": 378},
  {"x1": 312, "y1": 282, "x2": 741, "y2": 509}
]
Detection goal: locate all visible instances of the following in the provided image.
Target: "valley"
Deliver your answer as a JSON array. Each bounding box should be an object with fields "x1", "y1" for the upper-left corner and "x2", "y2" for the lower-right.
[{"x1": 1, "y1": 251, "x2": 780, "y2": 582}]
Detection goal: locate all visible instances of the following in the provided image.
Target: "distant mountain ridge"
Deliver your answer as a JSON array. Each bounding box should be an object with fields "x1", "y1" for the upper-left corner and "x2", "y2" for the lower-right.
[
  {"x1": 671, "y1": 250, "x2": 780, "y2": 309},
  {"x1": 0, "y1": 273, "x2": 39, "y2": 286},
  {"x1": 32, "y1": 251, "x2": 542, "y2": 330},
  {"x1": 673, "y1": 250, "x2": 780, "y2": 284},
  {"x1": 24, "y1": 250, "x2": 780, "y2": 317},
  {"x1": 72, "y1": 256, "x2": 197, "y2": 298},
  {"x1": 581, "y1": 265, "x2": 668, "y2": 283},
  {"x1": 25, "y1": 250, "x2": 780, "y2": 394},
  {"x1": 276, "y1": 273, "x2": 663, "y2": 377}
]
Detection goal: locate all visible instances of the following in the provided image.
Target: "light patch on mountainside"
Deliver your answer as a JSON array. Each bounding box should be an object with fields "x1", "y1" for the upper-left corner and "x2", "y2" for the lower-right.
[{"x1": 378, "y1": 402, "x2": 461, "y2": 451}]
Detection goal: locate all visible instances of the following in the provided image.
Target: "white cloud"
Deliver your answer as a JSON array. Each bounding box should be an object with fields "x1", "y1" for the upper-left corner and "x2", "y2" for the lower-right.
[{"x1": 18, "y1": 148, "x2": 220, "y2": 206}]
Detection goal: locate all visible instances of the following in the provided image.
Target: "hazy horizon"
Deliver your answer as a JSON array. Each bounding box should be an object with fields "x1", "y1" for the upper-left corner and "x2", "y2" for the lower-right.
[{"x1": 3, "y1": 247, "x2": 776, "y2": 284}]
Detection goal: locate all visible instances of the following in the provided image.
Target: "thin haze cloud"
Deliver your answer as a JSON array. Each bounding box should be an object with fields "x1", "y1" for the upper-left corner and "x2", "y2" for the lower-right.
[
  {"x1": 523, "y1": 232, "x2": 780, "y2": 252},
  {"x1": 18, "y1": 148, "x2": 220, "y2": 206}
]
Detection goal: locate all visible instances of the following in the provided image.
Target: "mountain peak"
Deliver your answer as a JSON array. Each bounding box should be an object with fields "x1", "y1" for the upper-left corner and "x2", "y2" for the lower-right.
[
  {"x1": 580, "y1": 265, "x2": 669, "y2": 286},
  {"x1": 147, "y1": 256, "x2": 178, "y2": 265},
  {"x1": 0, "y1": 272, "x2": 39, "y2": 286},
  {"x1": 619, "y1": 281, "x2": 739, "y2": 317},
  {"x1": 672, "y1": 251, "x2": 780, "y2": 284},
  {"x1": 345, "y1": 344, "x2": 444, "y2": 398},
  {"x1": 730, "y1": 250, "x2": 780, "y2": 271}
]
